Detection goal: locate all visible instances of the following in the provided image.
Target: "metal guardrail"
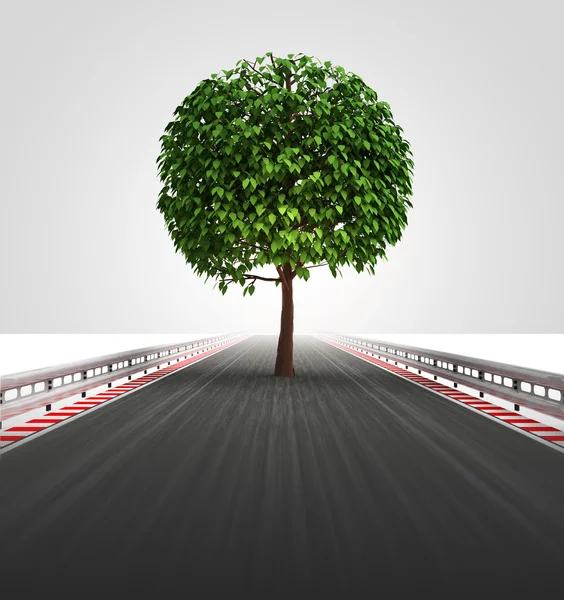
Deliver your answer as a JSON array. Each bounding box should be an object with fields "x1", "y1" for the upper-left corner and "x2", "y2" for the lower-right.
[
  {"x1": 0, "y1": 334, "x2": 244, "y2": 420},
  {"x1": 327, "y1": 334, "x2": 564, "y2": 416}
]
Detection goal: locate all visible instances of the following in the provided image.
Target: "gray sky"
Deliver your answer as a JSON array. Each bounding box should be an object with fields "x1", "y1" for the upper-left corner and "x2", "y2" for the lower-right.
[{"x1": 1, "y1": 0, "x2": 563, "y2": 333}]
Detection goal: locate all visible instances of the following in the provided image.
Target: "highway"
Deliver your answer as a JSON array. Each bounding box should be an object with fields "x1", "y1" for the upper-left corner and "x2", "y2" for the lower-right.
[{"x1": 1, "y1": 335, "x2": 564, "y2": 594}]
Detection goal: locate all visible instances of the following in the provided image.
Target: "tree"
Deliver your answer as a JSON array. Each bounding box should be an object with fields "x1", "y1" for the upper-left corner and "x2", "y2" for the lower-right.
[{"x1": 156, "y1": 52, "x2": 414, "y2": 377}]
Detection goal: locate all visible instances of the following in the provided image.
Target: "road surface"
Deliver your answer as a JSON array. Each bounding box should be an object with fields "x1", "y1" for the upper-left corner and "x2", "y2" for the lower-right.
[{"x1": 1, "y1": 335, "x2": 564, "y2": 594}]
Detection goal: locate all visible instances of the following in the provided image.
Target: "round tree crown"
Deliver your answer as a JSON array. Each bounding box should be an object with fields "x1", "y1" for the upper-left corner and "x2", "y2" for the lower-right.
[{"x1": 157, "y1": 52, "x2": 414, "y2": 295}]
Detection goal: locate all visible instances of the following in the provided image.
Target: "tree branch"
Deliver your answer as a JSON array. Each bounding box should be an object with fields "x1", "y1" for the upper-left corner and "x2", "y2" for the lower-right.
[
  {"x1": 276, "y1": 265, "x2": 290, "y2": 292},
  {"x1": 215, "y1": 265, "x2": 280, "y2": 283},
  {"x1": 306, "y1": 86, "x2": 332, "y2": 101},
  {"x1": 223, "y1": 273, "x2": 280, "y2": 285},
  {"x1": 285, "y1": 71, "x2": 292, "y2": 92},
  {"x1": 244, "y1": 273, "x2": 280, "y2": 282},
  {"x1": 289, "y1": 111, "x2": 314, "y2": 121},
  {"x1": 290, "y1": 259, "x2": 303, "y2": 280},
  {"x1": 238, "y1": 238, "x2": 269, "y2": 252},
  {"x1": 237, "y1": 71, "x2": 266, "y2": 97},
  {"x1": 247, "y1": 60, "x2": 277, "y2": 86}
]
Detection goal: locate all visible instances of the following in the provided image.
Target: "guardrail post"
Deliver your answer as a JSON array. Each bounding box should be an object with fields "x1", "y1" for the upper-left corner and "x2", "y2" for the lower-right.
[
  {"x1": 452, "y1": 365, "x2": 458, "y2": 387},
  {"x1": 327, "y1": 334, "x2": 564, "y2": 414},
  {"x1": 0, "y1": 336, "x2": 239, "y2": 423}
]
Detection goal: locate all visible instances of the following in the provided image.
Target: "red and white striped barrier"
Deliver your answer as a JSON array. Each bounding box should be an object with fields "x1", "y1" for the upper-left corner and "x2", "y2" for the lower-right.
[
  {"x1": 1, "y1": 335, "x2": 248, "y2": 451},
  {"x1": 318, "y1": 335, "x2": 564, "y2": 451}
]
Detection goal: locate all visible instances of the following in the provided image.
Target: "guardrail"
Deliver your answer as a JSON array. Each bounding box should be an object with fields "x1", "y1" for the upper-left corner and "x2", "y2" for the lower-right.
[
  {"x1": 0, "y1": 333, "x2": 244, "y2": 422},
  {"x1": 326, "y1": 334, "x2": 564, "y2": 417}
]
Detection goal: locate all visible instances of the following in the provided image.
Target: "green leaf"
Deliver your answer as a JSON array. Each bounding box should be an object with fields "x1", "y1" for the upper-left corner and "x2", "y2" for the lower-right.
[{"x1": 157, "y1": 53, "x2": 414, "y2": 301}]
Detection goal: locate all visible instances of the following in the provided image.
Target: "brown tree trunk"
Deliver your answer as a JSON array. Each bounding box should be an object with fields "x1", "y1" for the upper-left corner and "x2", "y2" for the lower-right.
[{"x1": 274, "y1": 263, "x2": 295, "y2": 376}]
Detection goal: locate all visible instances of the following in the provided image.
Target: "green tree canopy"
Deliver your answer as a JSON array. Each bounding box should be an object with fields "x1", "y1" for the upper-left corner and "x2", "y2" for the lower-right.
[{"x1": 156, "y1": 51, "x2": 414, "y2": 298}]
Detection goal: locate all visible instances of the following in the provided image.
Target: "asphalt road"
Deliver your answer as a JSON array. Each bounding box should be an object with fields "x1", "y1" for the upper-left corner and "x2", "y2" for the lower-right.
[{"x1": 1, "y1": 335, "x2": 564, "y2": 596}]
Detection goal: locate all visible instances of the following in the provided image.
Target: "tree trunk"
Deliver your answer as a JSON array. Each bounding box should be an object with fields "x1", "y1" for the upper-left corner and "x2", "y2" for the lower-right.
[{"x1": 274, "y1": 263, "x2": 295, "y2": 376}]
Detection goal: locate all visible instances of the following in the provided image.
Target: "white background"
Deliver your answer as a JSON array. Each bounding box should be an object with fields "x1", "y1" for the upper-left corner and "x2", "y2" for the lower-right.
[
  {"x1": 0, "y1": 333, "x2": 562, "y2": 375},
  {"x1": 1, "y1": 0, "x2": 563, "y2": 334}
]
